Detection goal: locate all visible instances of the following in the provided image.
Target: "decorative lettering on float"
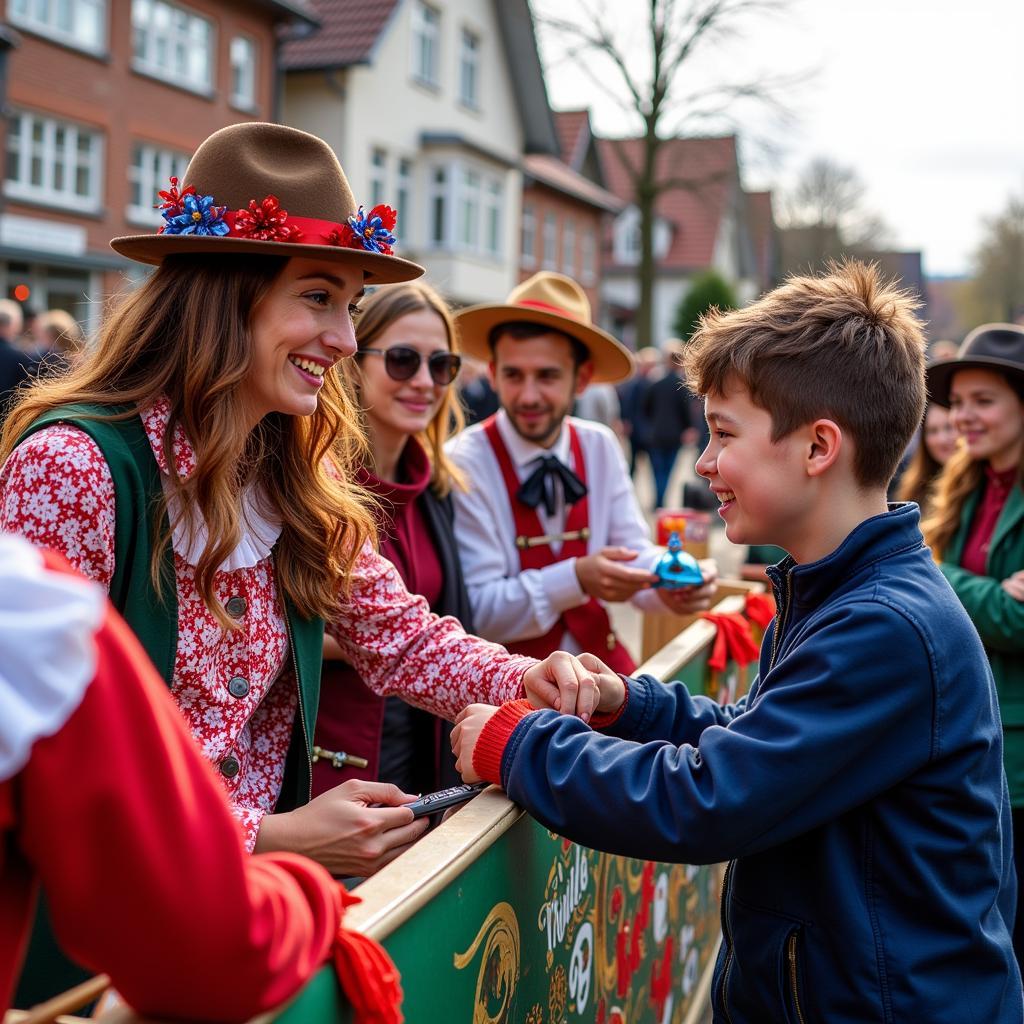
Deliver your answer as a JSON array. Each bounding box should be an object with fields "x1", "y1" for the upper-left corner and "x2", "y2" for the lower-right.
[{"x1": 537, "y1": 844, "x2": 590, "y2": 954}]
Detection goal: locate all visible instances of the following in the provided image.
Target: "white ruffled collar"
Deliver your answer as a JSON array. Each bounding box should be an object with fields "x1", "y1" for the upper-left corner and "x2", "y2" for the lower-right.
[
  {"x1": 0, "y1": 535, "x2": 104, "y2": 780},
  {"x1": 141, "y1": 397, "x2": 283, "y2": 571}
]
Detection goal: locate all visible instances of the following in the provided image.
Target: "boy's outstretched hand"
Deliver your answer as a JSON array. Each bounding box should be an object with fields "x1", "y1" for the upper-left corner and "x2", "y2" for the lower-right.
[
  {"x1": 454, "y1": 655, "x2": 629, "y2": 784},
  {"x1": 452, "y1": 703, "x2": 499, "y2": 783}
]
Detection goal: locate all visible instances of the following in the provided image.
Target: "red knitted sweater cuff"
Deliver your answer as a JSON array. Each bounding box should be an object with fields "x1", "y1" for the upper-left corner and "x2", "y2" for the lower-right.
[{"x1": 472, "y1": 699, "x2": 536, "y2": 785}]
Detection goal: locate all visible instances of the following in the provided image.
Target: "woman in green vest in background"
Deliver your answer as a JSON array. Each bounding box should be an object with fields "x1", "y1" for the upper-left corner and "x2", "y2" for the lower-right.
[
  {"x1": 924, "y1": 323, "x2": 1024, "y2": 965},
  {"x1": 0, "y1": 123, "x2": 596, "y2": 880}
]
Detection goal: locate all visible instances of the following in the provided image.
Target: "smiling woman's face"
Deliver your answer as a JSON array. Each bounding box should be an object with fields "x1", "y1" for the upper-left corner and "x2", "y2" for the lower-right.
[
  {"x1": 356, "y1": 307, "x2": 452, "y2": 445},
  {"x1": 242, "y1": 257, "x2": 363, "y2": 424},
  {"x1": 948, "y1": 367, "x2": 1024, "y2": 471}
]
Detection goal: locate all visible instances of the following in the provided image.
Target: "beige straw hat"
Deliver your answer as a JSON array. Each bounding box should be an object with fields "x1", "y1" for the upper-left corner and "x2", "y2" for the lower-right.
[
  {"x1": 454, "y1": 271, "x2": 635, "y2": 383},
  {"x1": 111, "y1": 122, "x2": 423, "y2": 285}
]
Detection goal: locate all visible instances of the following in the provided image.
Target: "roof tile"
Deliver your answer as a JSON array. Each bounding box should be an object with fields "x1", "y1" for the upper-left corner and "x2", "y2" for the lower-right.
[
  {"x1": 598, "y1": 135, "x2": 739, "y2": 269},
  {"x1": 553, "y1": 109, "x2": 589, "y2": 167},
  {"x1": 282, "y1": 0, "x2": 399, "y2": 70},
  {"x1": 523, "y1": 154, "x2": 623, "y2": 212}
]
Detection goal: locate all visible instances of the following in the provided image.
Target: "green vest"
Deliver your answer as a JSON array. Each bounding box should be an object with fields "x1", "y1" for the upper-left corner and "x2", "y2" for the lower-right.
[{"x1": 19, "y1": 404, "x2": 324, "y2": 811}]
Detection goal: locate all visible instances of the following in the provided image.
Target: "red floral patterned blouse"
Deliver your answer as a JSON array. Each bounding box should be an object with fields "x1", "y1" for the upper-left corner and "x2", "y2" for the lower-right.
[{"x1": 0, "y1": 399, "x2": 532, "y2": 849}]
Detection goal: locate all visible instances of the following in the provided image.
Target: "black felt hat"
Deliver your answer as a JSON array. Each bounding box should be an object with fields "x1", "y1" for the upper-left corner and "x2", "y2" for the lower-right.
[{"x1": 927, "y1": 323, "x2": 1024, "y2": 407}]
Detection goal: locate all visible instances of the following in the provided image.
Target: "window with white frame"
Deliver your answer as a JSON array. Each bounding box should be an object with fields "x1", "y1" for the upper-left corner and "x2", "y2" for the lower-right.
[
  {"x1": 542, "y1": 212, "x2": 557, "y2": 269},
  {"x1": 411, "y1": 1, "x2": 440, "y2": 87},
  {"x1": 131, "y1": 0, "x2": 214, "y2": 94},
  {"x1": 459, "y1": 28, "x2": 479, "y2": 108},
  {"x1": 521, "y1": 204, "x2": 536, "y2": 267},
  {"x1": 369, "y1": 148, "x2": 387, "y2": 207},
  {"x1": 614, "y1": 206, "x2": 671, "y2": 264},
  {"x1": 581, "y1": 226, "x2": 597, "y2": 284},
  {"x1": 5, "y1": 111, "x2": 103, "y2": 212},
  {"x1": 230, "y1": 35, "x2": 257, "y2": 110},
  {"x1": 561, "y1": 218, "x2": 576, "y2": 276},
  {"x1": 457, "y1": 167, "x2": 480, "y2": 248},
  {"x1": 613, "y1": 207, "x2": 641, "y2": 264},
  {"x1": 126, "y1": 142, "x2": 189, "y2": 226},
  {"x1": 396, "y1": 158, "x2": 413, "y2": 240},
  {"x1": 427, "y1": 159, "x2": 504, "y2": 259},
  {"x1": 9, "y1": 0, "x2": 107, "y2": 55},
  {"x1": 429, "y1": 165, "x2": 448, "y2": 246},
  {"x1": 483, "y1": 178, "x2": 501, "y2": 256}
]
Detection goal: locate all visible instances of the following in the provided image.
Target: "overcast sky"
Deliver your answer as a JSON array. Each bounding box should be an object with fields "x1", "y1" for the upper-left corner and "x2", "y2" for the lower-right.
[{"x1": 534, "y1": 0, "x2": 1024, "y2": 277}]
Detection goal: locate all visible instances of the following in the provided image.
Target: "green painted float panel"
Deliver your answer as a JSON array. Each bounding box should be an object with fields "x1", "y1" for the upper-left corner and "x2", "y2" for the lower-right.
[
  {"x1": 383, "y1": 824, "x2": 722, "y2": 1023},
  {"x1": 274, "y1": 964, "x2": 352, "y2": 1023}
]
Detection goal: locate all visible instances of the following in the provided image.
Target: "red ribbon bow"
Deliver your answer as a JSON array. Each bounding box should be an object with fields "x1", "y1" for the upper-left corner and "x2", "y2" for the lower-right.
[
  {"x1": 744, "y1": 591, "x2": 777, "y2": 630},
  {"x1": 699, "y1": 611, "x2": 760, "y2": 671},
  {"x1": 332, "y1": 887, "x2": 404, "y2": 1023}
]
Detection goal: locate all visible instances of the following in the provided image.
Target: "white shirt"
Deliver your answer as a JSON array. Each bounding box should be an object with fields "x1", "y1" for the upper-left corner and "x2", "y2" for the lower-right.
[
  {"x1": 0, "y1": 534, "x2": 104, "y2": 780},
  {"x1": 445, "y1": 410, "x2": 665, "y2": 649}
]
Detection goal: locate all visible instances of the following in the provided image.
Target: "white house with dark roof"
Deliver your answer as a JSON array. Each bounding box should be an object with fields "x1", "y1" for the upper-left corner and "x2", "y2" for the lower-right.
[{"x1": 282, "y1": 0, "x2": 557, "y2": 303}]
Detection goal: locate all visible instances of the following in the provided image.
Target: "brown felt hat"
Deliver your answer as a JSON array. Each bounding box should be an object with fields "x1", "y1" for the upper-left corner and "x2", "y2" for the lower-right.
[
  {"x1": 927, "y1": 323, "x2": 1024, "y2": 407},
  {"x1": 110, "y1": 122, "x2": 423, "y2": 284},
  {"x1": 454, "y1": 271, "x2": 635, "y2": 383}
]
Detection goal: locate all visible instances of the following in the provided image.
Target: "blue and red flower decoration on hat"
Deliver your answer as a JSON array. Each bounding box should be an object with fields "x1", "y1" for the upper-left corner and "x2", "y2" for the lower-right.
[{"x1": 156, "y1": 177, "x2": 398, "y2": 255}]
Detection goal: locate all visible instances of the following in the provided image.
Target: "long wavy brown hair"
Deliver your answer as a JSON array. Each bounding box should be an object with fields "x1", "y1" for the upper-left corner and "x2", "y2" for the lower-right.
[
  {"x1": 350, "y1": 281, "x2": 466, "y2": 496},
  {"x1": 0, "y1": 254, "x2": 377, "y2": 627},
  {"x1": 896, "y1": 437, "x2": 944, "y2": 511},
  {"x1": 897, "y1": 406, "x2": 955, "y2": 512},
  {"x1": 922, "y1": 372, "x2": 1024, "y2": 558}
]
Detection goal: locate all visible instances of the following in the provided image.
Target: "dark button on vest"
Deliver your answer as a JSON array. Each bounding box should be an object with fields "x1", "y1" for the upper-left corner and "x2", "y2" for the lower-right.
[
  {"x1": 225, "y1": 596, "x2": 247, "y2": 618},
  {"x1": 219, "y1": 756, "x2": 240, "y2": 779},
  {"x1": 228, "y1": 676, "x2": 250, "y2": 699}
]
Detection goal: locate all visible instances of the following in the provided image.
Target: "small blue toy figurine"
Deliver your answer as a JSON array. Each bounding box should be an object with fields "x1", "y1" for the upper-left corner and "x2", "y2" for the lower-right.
[{"x1": 654, "y1": 531, "x2": 703, "y2": 588}]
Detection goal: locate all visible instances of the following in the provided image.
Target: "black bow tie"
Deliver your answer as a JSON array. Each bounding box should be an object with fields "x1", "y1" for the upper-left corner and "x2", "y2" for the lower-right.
[{"x1": 517, "y1": 455, "x2": 588, "y2": 516}]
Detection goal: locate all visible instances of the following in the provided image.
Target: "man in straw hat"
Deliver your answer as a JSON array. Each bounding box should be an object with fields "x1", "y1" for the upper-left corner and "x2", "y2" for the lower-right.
[{"x1": 447, "y1": 272, "x2": 717, "y2": 673}]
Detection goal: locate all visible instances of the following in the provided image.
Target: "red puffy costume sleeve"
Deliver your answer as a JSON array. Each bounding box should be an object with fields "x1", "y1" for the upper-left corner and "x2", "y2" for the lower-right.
[{"x1": 4, "y1": 571, "x2": 341, "y2": 1021}]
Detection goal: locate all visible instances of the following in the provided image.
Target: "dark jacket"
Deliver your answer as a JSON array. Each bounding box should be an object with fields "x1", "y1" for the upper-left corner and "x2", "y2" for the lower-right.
[
  {"x1": 495, "y1": 505, "x2": 1020, "y2": 1023},
  {"x1": 0, "y1": 340, "x2": 35, "y2": 424},
  {"x1": 642, "y1": 370, "x2": 692, "y2": 449},
  {"x1": 616, "y1": 374, "x2": 653, "y2": 449},
  {"x1": 940, "y1": 479, "x2": 1024, "y2": 802}
]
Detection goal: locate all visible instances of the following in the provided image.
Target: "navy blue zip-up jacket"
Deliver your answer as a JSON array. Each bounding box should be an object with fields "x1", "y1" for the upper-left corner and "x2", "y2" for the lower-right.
[{"x1": 495, "y1": 505, "x2": 1022, "y2": 1022}]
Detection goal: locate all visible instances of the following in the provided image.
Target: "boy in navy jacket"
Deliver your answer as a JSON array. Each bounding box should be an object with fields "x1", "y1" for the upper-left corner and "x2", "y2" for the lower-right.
[{"x1": 452, "y1": 262, "x2": 1022, "y2": 1023}]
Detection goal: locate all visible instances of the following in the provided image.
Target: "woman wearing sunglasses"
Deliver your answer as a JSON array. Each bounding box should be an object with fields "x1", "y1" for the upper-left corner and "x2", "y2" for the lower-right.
[{"x1": 314, "y1": 282, "x2": 470, "y2": 799}]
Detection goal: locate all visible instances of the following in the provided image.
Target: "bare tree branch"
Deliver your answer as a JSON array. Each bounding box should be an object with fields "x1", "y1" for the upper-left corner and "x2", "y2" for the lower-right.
[
  {"x1": 536, "y1": 0, "x2": 803, "y2": 346},
  {"x1": 538, "y1": 12, "x2": 646, "y2": 112}
]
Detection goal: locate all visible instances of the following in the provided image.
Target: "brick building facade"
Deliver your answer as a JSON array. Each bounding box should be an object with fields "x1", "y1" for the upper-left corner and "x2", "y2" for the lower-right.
[{"x1": 0, "y1": 0, "x2": 315, "y2": 332}]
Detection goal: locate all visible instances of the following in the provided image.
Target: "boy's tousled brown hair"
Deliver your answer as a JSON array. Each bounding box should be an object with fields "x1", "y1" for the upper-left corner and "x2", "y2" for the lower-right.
[{"x1": 683, "y1": 260, "x2": 926, "y2": 488}]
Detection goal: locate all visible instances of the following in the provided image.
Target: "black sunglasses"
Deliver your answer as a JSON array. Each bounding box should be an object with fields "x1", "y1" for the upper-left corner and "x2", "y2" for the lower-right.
[{"x1": 356, "y1": 346, "x2": 461, "y2": 386}]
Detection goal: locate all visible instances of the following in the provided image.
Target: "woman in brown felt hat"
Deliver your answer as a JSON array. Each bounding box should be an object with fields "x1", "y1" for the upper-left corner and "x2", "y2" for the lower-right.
[
  {"x1": 922, "y1": 322, "x2": 1024, "y2": 965},
  {"x1": 0, "y1": 123, "x2": 598, "y2": 881}
]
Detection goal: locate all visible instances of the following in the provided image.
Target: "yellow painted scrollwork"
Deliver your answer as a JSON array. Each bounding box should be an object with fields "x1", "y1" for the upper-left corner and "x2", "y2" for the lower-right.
[{"x1": 453, "y1": 900, "x2": 521, "y2": 1024}]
